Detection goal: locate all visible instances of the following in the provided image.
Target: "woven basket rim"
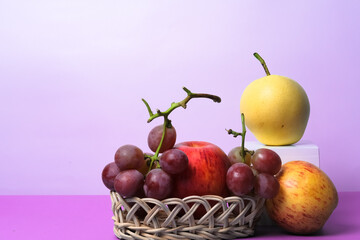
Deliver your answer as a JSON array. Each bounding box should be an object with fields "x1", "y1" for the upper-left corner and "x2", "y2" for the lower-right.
[{"x1": 110, "y1": 191, "x2": 265, "y2": 240}]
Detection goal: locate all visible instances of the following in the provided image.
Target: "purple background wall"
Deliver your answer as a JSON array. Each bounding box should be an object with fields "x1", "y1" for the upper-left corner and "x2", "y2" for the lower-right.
[{"x1": 1, "y1": 1, "x2": 359, "y2": 194}]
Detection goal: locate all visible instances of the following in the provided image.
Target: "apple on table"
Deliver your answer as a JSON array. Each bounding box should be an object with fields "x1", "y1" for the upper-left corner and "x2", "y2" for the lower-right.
[{"x1": 266, "y1": 161, "x2": 338, "y2": 234}]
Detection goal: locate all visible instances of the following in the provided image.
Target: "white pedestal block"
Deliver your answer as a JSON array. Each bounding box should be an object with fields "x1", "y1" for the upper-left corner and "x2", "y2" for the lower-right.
[
  {"x1": 245, "y1": 141, "x2": 320, "y2": 226},
  {"x1": 245, "y1": 140, "x2": 320, "y2": 167}
]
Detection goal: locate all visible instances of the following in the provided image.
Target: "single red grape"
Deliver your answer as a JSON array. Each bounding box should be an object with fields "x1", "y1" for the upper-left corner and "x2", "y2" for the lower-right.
[
  {"x1": 226, "y1": 163, "x2": 255, "y2": 196},
  {"x1": 143, "y1": 169, "x2": 173, "y2": 200},
  {"x1": 228, "y1": 147, "x2": 251, "y2": 166},
  {"x1": 254, "y1": 173, "x2": 280, "y2": 199},
  {"x1": 114, "y1": 144, "x2": 144, "y2": 171},
  {"x1": 102, "y1": 162, "x2": 120, "y2": 191},
  {"x1": 114, "y1": 169, "x2": 144, "y2": 198},
  {"x1": 160, "y1": 149, "x2": 188, "y2": 174},
  {"x1": 137, "y1": 153, "x2": 154, "y2": 176},
  {"x1": 251, "y1": 148, "x2": 282, "y2": 175},
  {"x1": 148, "y1": 125, "x2": 176, "y2": 153}
]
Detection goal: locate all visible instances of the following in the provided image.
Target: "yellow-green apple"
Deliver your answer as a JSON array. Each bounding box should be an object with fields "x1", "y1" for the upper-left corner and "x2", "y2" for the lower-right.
[
  {"x1": 266, "y1": 161, "x2": 338, "y2": 234},
  {"x1": 172, "y1": 141, "x2": 231, "y2": 198},
  {"x1": 240, "y1": 53, "x2": 310, "y2": 146}
]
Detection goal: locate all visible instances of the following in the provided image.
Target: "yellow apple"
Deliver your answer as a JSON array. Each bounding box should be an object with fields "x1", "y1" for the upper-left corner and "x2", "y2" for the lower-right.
[
  {"x1": 266, "y1": 161, "x2": 338, "y2": 234},
  {"x1": 240, "y1": 53, "x2": 310, "y2": 145}
]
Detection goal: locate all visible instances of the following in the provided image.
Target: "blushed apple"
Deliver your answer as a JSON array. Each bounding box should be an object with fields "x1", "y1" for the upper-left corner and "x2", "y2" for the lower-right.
[{"x1": 266, "y1": 161, "x2": 338, "y2": 234}]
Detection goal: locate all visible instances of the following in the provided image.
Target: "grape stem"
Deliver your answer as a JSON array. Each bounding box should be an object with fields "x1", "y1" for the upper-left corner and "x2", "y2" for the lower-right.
[
  {"x1": 226, "y1": 113, "x2": 247, "y2": 163},
  {"x1": 142, "y1": 87, "x2": 221, "y2": 170},
  {"x1": 254, "y1": 52, "x2": 271, "y2": 76},
  {"x1": 142, "y1": 87, "x2": 221, "y2": 123}
]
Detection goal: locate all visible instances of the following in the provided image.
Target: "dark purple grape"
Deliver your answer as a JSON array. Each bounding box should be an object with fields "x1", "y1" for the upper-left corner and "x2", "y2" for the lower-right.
[
  {"x1": 143, "y1": 169, "x2": 173, "y2": 200},
  {"x1": 114, "y1": 170, "x2": 144, "y2": 198},
  {"x1": 254, "y1": 173, "x2": 280, "y2": 199},
  {"x1": 160, "y1": 149, "x2": 188, "y2": 174},
  {"x1": 251, "y1": 148, "x2": 282, "y2": 175},
  {"x1": 137, "y1": 153, "x2": 154, "y2": 176},
  {"x1": 102, "y1": 162, "x2": 121, "y2": 190},
  {"x1": 226, "y1": 163, "x2": 255, "y2": 196},
  {"x1": 148, "y1": 125, "x2": 176, "y2": 153},
  {"x1": 114, "y1": 144, "x2": 144, "y2": 171},
  {"x1": 228, "y1": 147, "x2": 251, "y2": 166}
]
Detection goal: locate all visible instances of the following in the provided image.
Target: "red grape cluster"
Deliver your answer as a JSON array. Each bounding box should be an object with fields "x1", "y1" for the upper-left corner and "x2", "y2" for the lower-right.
[
  {"x1": 225, "y1": 113, "x2": 282, "y2": 199},
  {"x1": 102, "y1": 124, "x2": 189, "y2": 200},
  {"x1": 102, "y1": 87, "x2": 224, "y2": 202},
  {"x1": 226, "y1": 147, "x2": 281, "y2": 199}
]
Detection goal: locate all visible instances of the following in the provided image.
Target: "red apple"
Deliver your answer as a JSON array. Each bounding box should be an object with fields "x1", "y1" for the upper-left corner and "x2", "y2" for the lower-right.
[{"x1": 172, "y1": 141, "x2": 231, "y2": 198}]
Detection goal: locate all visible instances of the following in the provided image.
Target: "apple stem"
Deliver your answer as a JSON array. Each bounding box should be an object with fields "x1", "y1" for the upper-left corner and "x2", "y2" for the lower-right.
[
  {"x1": 254, "y1": 52, "x2": 271, "y2": 76},
  {"x1": 143, "y1": 87, "x2": 221, "y2": 170}
]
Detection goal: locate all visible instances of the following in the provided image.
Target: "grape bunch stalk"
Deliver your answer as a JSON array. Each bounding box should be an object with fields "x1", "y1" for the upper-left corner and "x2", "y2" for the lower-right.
[
  {"x1": 226, "y1": 113, "x2": 282, "y2": 199},
  {"x1": 102, "y1": 87, "x2": 221, "y2": 200}
]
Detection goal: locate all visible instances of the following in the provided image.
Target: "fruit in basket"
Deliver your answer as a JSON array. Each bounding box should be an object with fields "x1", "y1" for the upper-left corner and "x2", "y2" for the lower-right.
[
  {"x1": 148, "y1": 125, "x2": 177, "y2": 153},
  {"x1": 226, "y1": 114, "x2": 281, "y2": 199},
  {"x1": 137, "y1": 153, "x2": 155, "y2": 176},
  {"x1": 114, "y1": 145, "x2": 145, "y2": 171},
  {"x1": 240, "y1": 53, "x2": 310, "y2": 146},
  {"x1": 266, "y1": 161, "x2": 338, "y2": 234},
  {"x1": 228, "y1": 146, "x2": 252, "y2": 166},
  {"x1": 226, "y1": 162, "x2": 255, "y2": 196},
  {"x1": 144, "y1": 168, "x2": 173, "y2": 200},
  {"x1": 102, "y1": 162, "x2": 121, "y2": 190},
  {"x1": 172, "y1": 141, "x2": 231, "y2": 198},
  {"x1": 102, "y1": 87, "x2": 222, "y2": 199},
  {"x1": 251, "y1": 148, "x2": 282, "y2": 175},
  {"x1": 254, "y1": 173, "x2": 280, "y2": 199},
  {"x1": 114, "y1": 169, "x2": 144, "y2": 198},
  {"x1": 159, "y1": 149, "x2": 188, "y2": 174}
]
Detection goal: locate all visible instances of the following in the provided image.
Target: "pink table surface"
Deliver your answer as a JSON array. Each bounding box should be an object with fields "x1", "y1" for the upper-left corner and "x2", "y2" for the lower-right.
[{"x1": 0, "y1": 192, "x2": 359, "y2": 240}]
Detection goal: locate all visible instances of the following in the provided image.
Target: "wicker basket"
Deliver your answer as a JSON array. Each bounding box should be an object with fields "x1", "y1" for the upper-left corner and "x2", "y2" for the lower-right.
[{"x1": 110, "y1": 191, "x2": 265, "y2": 240}]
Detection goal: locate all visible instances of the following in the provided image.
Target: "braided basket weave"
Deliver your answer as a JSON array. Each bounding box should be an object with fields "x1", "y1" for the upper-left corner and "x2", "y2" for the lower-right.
[{"x1": 110, "y1": 191, "x2": 265, "y2": 239}]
